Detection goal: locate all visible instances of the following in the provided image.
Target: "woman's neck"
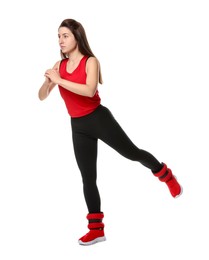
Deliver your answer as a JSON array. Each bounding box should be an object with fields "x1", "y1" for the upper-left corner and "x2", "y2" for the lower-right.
[{"x1": 67, "y1": 49, "x2": 83, "y2": 64}]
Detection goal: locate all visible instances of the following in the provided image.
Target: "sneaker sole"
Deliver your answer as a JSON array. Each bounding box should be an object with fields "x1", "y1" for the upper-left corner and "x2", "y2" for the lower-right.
[{"x1": 78, "y1": 236, "x2": 106, "y2": 246}]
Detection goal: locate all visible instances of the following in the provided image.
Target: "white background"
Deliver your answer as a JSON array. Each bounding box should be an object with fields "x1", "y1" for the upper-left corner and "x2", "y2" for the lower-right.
[{"x1": 0, "y1": 0, "x2": 209, "y2": 259}]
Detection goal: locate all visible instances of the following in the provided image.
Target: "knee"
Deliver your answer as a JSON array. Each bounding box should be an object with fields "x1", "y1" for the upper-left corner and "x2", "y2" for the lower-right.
[{"x1": 82, "y1": 176, "x2": 97, "y2": 187}]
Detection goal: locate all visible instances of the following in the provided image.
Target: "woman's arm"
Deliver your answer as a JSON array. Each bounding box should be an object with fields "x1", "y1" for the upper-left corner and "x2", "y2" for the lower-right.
[
  {"x1": 44, "y1": 57, "x2": 99, "y2": 98},
  {"x1": 38, "y1": 61, "x2": 60, "y2": 100}
]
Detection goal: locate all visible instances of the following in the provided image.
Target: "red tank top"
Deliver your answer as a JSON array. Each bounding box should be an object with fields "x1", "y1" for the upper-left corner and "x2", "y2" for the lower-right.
[{"x1": 58, "y1": 56, "x2": 101, "y2": 118}]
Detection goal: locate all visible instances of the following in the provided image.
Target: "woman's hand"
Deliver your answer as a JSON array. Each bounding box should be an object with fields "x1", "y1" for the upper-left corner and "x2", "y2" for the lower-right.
[{"x1": 45, "y1": 69, "x2": 61, "y2": 85}]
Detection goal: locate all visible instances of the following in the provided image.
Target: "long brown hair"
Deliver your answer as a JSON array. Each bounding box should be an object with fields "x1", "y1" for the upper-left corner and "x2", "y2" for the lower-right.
[{"x1": 59, "y1": 19, "x2": 103, "y2": 84}]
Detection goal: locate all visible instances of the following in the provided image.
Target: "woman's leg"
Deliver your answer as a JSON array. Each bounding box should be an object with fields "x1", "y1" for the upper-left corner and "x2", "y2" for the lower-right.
[
  {"x1": 71, "y1": 127, "x2": 106, "y2": 245},
  {"x1": 93, "y1": 105, "x2": 182, "y2": 198},
  {"x1": 72, "y1": 131, "x2": 101, "y2": 213},
  {"x1": 95, "y1": 106, "x2": 162, "y2": 172}
]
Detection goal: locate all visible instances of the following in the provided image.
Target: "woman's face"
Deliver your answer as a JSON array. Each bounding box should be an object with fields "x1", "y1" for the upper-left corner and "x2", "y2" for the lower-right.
[{"x1": 58, "y1": 27, "x2": 77, "y2": 55}]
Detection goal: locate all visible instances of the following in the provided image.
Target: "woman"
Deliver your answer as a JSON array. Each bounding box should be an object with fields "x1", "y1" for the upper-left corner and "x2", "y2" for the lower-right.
[{"x1": 38, "y1": 18, "x2": 182, "y2": 246}]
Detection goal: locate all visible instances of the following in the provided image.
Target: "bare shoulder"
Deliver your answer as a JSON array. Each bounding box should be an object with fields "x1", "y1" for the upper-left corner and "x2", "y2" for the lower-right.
[
  {"x1": 86, "y1": 57, "x2": 99, "y2": 73},
  {"x1": 52, "y1": 60, "x2": 62, "y2": 70},
  {"x1": 86, "y1": 56, "x2": 99, "y2": 67}
]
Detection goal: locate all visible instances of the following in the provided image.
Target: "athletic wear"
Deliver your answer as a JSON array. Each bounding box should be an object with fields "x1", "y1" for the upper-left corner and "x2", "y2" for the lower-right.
[
  {"x1": 56, "y1": 55, "x2": 182, "y2": 245},
  {"x1": 153, "y1": 163, "x2": 183, "y2": 198},
  {"x1": 78, "y1": 213, "x2": 106, "y2": 246},
  {"x1": 58, "y1": 56, "x2": 101, "y2": 118},
  {"x1": 71, "y1": 105, "x2": 163, "y2": 213}
]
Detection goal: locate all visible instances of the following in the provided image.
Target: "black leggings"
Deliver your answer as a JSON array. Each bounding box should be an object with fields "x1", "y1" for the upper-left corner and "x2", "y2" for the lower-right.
[{"x1": 71, "y1": 105, "x2": 162, "y2": 213}]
